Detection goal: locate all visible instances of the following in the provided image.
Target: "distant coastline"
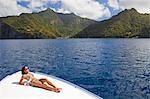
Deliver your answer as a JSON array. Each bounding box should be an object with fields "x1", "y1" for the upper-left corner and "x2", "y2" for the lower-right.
[{"x1": 0, "y1": 8, "x2": 150, "y2": 39}]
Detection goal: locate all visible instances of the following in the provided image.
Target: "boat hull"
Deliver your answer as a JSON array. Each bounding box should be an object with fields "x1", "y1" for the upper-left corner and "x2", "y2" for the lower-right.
[{"x1": 0, "y1": 71, "x2": 102, "y2": 99}]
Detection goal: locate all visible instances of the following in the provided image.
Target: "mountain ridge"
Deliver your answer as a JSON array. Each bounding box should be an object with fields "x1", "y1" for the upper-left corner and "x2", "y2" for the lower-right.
[
  {"x1": 73, "y1": 8, "x2": 150, "y2": 38},
  {"x1": 0, "y1": 8, "x2": 96, "y2": 39},
  {"x1": 0, "y1": 8, "x2": 150, "y2": 39}
]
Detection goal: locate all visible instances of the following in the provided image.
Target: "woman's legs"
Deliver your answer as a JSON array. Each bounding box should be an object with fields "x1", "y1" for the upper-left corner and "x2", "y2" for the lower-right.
[
  {"x1": 30, "y1": 81, "x2": 60, "y2": 93},
  {"x1": 39, "y1": 78, "x2": 62, "y2": 91},
  {"x1": 39, "y1": 78, "x2": 56, "y2": 88}
]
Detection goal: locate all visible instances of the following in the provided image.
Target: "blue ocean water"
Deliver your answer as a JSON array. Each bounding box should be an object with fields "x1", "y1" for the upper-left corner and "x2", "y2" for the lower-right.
[{"x1": 0, "y1": 39, "x2": 150, "y2": 99}]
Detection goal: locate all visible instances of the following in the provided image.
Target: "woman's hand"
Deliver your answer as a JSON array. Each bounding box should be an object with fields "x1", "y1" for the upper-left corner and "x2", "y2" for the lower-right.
[{"x1": 19, "y1": 76, "x2": 25, "y2": 85}]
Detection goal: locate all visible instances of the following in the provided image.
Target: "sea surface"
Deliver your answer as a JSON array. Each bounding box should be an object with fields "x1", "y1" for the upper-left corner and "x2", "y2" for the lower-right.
[{"x1": 0, "y1": 39, "x2": 150, "y2": 99}]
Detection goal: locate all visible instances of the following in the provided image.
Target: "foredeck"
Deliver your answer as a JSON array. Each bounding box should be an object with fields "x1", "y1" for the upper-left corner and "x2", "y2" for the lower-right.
[{"x1": 0, "y1": 71, "x2": 102, "y2": 99}]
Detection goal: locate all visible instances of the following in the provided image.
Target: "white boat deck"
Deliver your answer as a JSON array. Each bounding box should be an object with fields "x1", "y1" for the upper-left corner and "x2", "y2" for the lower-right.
[{"x1": 0, "y1": 71, "x2": 102, "y2": 99}]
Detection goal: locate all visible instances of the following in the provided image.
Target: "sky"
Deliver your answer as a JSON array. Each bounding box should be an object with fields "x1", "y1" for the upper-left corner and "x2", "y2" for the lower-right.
[{"x1": 0, "y1": 0, "x2": 150, "y2": 21}]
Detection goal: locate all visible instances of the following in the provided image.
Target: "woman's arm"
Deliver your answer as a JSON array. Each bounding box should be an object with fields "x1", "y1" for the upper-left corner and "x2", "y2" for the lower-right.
[{"x1": 19, "y1": 76, "x2": 25, "y2": 85}]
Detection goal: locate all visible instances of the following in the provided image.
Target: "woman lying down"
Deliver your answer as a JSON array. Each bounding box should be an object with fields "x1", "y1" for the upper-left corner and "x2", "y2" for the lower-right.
[{"x1": 19, "y1": 66, "x2": 62, "y2": 93}]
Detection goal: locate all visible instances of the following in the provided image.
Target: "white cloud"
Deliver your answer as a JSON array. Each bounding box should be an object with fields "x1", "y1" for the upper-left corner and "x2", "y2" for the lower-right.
[
  {"x1": 17, "y1": 0, "x2": 60, "y2": 11},
  {"x1": 17, "y1": 0, "x2": 30, "y2": 1},
  {"x1": 108, "y1": 0, "x2": 119, "y2": 9},
  {"x1": 0, "y1": 0, "x2": 31, "y2": 17},
  {"x1": 26, "y1": 0, "x2": 48, "y2": 11},
  {"x1": 56, "y1": 0, "x2": 111, "y2": 20},
  {"x1": 18, "y1": 0, "x2": 111, "y2": 20},
  {"x1": 119, "y1": 0, "x2": 150, "y2": 13},
  {"x1": 50, "y1": 0, "x2": 60, "y2": 4},
  {"x1": 0, "y1": 0, "x2": 111, "y2": 20},
  {"x1": 0, "y1": 0, "x2": 149, "y2": 20}
]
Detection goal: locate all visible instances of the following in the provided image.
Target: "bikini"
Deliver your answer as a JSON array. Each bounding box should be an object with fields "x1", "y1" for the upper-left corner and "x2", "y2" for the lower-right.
[{"x1": 23, "y1": 73, "x2": 40, "y2": 86}]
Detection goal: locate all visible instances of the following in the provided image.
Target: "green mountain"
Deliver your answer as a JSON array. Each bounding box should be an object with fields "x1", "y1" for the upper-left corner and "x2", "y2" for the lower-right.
[
  {"x1": 74, "y1": 8, "x2": 150, "y2": 38},
  {"x1": 0, "y1": 8, "x2": 96, "y2": 39}
]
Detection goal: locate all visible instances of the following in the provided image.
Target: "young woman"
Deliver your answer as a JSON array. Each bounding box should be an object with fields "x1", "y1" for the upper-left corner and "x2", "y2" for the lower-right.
[{"x1": 19, "y1": 66, "x2": 62, "y2": 93}]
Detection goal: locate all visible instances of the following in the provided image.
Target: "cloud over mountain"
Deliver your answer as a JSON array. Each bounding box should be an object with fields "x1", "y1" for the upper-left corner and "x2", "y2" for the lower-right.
[
  {"x1": 119, "y1": 0, "x2": 150, "y2": 13},
  {"x1": 0, "y1": 0, "x2": 31, "y2": 17},
  {"x1": 0, "y1": 0, "x2": 149, "y2": 20},
  {"x1": 56, "y1": 0, "x2": 111, "y2": 20}
]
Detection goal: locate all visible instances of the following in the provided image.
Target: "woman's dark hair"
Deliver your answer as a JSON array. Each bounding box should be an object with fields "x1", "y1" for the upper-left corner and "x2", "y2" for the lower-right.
[{"x1": 21, "y1": 66, "x2": 27, "y2": 75}]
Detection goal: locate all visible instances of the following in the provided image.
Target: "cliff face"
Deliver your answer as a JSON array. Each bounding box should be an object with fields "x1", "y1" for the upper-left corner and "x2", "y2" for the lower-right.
[{"x1": 0, "y1": 21, "x2": 27, "y2": 39}]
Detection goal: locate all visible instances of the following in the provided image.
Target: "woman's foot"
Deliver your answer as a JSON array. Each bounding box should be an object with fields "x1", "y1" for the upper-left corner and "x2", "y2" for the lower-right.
[
  {"x1": 56, "y1": 88, "x2": 62, "y2": 91},
  {"x1": 53, "y1": 88, "x2": 62, "y2": 93}
]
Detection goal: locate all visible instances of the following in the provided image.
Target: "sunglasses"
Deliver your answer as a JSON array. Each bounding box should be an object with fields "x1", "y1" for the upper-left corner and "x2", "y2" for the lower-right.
[{"x1": 24, "y1": 67, "x2": 29, "y2": 70}]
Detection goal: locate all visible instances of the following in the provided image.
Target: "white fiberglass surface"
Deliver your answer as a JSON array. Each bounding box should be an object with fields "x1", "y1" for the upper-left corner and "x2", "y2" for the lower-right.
[{"x1": 0, "y1": 71, "x2": 102, "y2": 99}]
